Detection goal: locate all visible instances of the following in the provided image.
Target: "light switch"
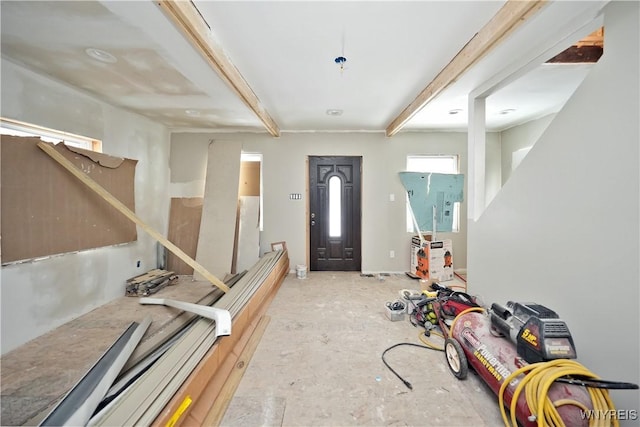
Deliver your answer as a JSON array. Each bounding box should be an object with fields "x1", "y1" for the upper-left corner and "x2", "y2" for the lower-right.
[{"x1": 389, "y1": 193, "x2": 395, "y2": 202}]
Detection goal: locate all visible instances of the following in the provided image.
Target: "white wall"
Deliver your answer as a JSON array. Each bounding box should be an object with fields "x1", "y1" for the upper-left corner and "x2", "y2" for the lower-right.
[
  {"x1": 170, "y1": 131, "x2": 500, "y2": 275},
  {"x1": 468, "y1": 1, "x2": 639, "y2": 417},
  {"x1": 485, "y1": 132, "x2": 502, "y2": 208},
  {"x1": 0, "y1": 59, "x2": 171, "y2": 354},
  {"x1": 501, "y1": 114, "x2": 555, "y2": 184}
]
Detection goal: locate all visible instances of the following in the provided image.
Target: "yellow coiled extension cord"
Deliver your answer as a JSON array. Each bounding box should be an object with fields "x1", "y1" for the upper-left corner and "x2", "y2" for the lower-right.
[{"x1": 498, "y1": 358, "x2": 618, "y2": 427}]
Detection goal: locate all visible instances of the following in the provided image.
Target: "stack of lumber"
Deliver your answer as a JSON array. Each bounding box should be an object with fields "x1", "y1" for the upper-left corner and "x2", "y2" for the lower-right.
[
  {"x1": 125, "y1": 269, "x2": 178, "y2": 297},
  {"x1": 88, "y1": 249, "x2": 289, "y2": 426}
]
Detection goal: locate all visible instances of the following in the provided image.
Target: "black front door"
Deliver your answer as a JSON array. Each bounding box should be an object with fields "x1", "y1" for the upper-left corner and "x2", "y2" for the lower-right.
[{"x1": 309, "y1": 156, "x2": 361, "y2": 271}]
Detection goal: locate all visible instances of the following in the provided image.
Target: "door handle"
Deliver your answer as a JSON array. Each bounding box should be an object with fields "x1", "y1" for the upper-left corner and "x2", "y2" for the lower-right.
[
  {"x1": 311, "y1": 220, "x2": 316, "y2": 226},
  {"x1": 311, "y1": 213, "x2": 316, "y2": 219}
]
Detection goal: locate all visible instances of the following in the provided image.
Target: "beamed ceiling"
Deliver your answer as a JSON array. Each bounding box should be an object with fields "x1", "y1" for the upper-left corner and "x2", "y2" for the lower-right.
[{"x1": 0, "y1": 1, "x2": 609, "y2": 135}]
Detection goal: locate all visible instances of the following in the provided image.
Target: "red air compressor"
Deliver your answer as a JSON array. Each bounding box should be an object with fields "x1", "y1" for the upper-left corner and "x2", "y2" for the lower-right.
[{"x1": 425, "y1": 287, "x2": 638, "y2": 426}]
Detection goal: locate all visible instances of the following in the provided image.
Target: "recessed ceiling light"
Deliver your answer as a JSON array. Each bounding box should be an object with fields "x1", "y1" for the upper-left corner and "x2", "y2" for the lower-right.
[
  {"x1": 185, "y1": 109, "x2": 201, "y2": 117},
  {"x1": 326, "y1": 109, "x2": 343, "y2": 116},
  {"x1": 448, "y1": 109, "x2": 463, "y2": 115},
  {"x1": 85, "y1": 48, "x2": 117, "y2": 64},
  {"x1": 499, "y1": 108, "x2": 516, "y2": 115}
]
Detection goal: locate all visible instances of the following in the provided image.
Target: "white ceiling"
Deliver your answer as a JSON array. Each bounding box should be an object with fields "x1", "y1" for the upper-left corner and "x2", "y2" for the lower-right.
[{"x1": 0, "y1": 1, "x2": 608, "y2": 135}]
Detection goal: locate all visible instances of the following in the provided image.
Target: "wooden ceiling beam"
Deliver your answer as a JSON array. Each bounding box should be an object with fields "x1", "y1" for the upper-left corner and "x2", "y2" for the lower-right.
[
  {"x1": 158, "y1": 0, "x2": 280, "y2": 137},
  {"x1": 385, "y1": 0, "x2": 548, "y2": 137}
]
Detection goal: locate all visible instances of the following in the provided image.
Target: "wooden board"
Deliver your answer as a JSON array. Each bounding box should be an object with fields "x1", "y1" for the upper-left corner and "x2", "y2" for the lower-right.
[
  {"x1": 385, "y1": 0, "x2": 547, "y2": 136},
  {"x1": 201, "y1": 316, "x2": 271, "y2": 426},
  {"x1": 1, "y1": 136, "x2": 137, "y2": 263},
  {"x1": 166, "y1": 198, "x2": 203, "y2": 275},
  {"x1": 127, "y1": 269, "x2": 173, "y2": 285},
  {"x1": 0, "y1": 278, "x2": 216, "y2": 427},
  {"x1": 151, "y1": 251, "x2": 289, "y2": 427},
  {"x1": 37, "y1": 141, "x2": 229, "y2": 293},
  {"x1": 238, "y1": 161, "x2": 260, "y2": 197},
  {"x1": 157, "y1": 0, "x2": 280, "y2": 137}
]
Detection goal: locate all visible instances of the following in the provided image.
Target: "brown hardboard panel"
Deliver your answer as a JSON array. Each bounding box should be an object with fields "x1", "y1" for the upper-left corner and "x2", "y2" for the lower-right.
[
  {"x1": 166, "y1": 197, "x2": 203, "y2": 275},
  {"x1": 0, "y1": 136, "x2": 137, "y2": 263},
  {"x1": 238, "y1": 161, "x2": 260, "y2": 197}
]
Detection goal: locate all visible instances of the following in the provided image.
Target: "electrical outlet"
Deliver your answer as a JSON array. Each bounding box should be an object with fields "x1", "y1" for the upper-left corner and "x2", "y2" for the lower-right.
[
  {"x1": 389, "y1": 250, "x2": 395, "y2": 258},
  {"x1": 389, "y1": 193, "x2": 395, "y2": 202}
]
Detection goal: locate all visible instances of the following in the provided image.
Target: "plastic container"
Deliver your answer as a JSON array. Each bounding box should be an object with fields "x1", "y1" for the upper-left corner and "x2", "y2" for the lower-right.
[
  {"x1": 385, "y1": 301, "x2": 406, "y2": 321},
  {"x1": 296, "y1": 264, "x2": 307, "y2": 279}
]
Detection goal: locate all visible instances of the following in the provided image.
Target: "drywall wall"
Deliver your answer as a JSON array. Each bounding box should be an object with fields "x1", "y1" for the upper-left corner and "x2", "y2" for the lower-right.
[
  {"x1": 0, "y1": 58, "x2": 170, "y2": 354},
  {"x1": 500, "y1": 113, "x2": 555, "y2": 184},
  {"x1": 170, "y1": 131, "x2": 500, "y2": 274},
  {"x1": 468, "y1": 1, "x2": 639, "y2": 417},
  {"x1": 485, "y1": 133, "x2": 502, "y2": 208}
]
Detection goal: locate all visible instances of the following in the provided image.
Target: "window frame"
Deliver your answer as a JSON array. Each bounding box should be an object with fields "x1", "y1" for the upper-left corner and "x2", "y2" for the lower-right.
[{"x1": 0, "y1": 117, "x2": 102, "y2": 152}]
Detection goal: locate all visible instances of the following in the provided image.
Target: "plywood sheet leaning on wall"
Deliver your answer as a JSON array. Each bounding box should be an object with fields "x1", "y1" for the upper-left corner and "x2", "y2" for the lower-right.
[
  {"x1": 167, "y1": 198, "x2": 203, "y2": 275},
  {"x1": 238, "y1": 160, "x2": 260, "y2": 197},
  {"x1": 0, "y1": 136, "x2": 137, "y2": 263},
  {"x1": 195, "y1": 141, "x2": 242, "y2": 280}
]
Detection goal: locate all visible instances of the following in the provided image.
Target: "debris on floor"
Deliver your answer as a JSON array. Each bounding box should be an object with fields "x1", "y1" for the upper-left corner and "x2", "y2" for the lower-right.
[{"x1": 125, "y1": 269, "x2": 177, "y2": 296}]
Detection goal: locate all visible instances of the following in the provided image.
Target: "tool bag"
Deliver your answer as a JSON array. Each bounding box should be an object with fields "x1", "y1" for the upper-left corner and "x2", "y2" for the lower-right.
[{"x1": 439, "y1": 291, "x2": 479, "y2": 317}]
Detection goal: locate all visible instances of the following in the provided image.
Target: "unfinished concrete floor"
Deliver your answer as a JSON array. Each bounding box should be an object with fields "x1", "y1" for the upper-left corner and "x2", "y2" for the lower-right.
[{"x1": 221, "y1": 271, "x2": 505, "y2": 426}]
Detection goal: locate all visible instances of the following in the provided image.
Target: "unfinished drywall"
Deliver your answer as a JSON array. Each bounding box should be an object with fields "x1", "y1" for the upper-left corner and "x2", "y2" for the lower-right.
[
  {"x1": 468, "y1": 1, "x2": 639, "y2": 416},
  {"x1": 235, "y1": 196, "x2": 261, "y2": 273},
  {"x1": 194, "y1": 140, "x2": 242, "y2": 279},
  {"x1": 0, "y1": 58, "x2": 170, "y2": 354},
  {"x1": 500, "y1": 113, "x2": 555, "y2": 185},
  {"x1": 169, "y1": 131, "x2": 500, "y2": 274}
]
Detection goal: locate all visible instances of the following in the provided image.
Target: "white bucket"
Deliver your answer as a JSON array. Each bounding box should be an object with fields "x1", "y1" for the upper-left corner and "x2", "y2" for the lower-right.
[{"x1": 296, "y1": 264, "x2": 307, "y2": 279}]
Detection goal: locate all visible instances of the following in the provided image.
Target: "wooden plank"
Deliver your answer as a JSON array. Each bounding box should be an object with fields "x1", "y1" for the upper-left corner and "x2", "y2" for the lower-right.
[
  {"x1": 10, "y1": 278, "x2": 215, "y2": 427},
  {"x1": 152, "y1": 251, "x2": 288, "y2": 427},
  {"x1": 121, "y1": 288, "x2": 223, "y2": 374},
  {"x1": 385, "y1": 0, "x2": 548, "y2": 137},
  {"x1": 157, "y1": 0, "x2": 280, "y2": 137},
  {"x1": 126, "y1": 269, "x2": 173, "y2": 285},
  {"x1": 1, "y1": 137, "x2": 137, "y2": 263},
  {"x1": 167, "y1": 198, "x2": 203, "y2": 275},
  {"x1": 190, "y1": 255, "x2": 288, "y2": 424},
  {"x1": 202, "y1": 316, "x2": 271, "y2": 427},
  {"x1": 37, "y1": 141, "x2": 229, "y2": 293},
  {"x1": 91, "y1": 251, "x2": 286, "y2": 426}
]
